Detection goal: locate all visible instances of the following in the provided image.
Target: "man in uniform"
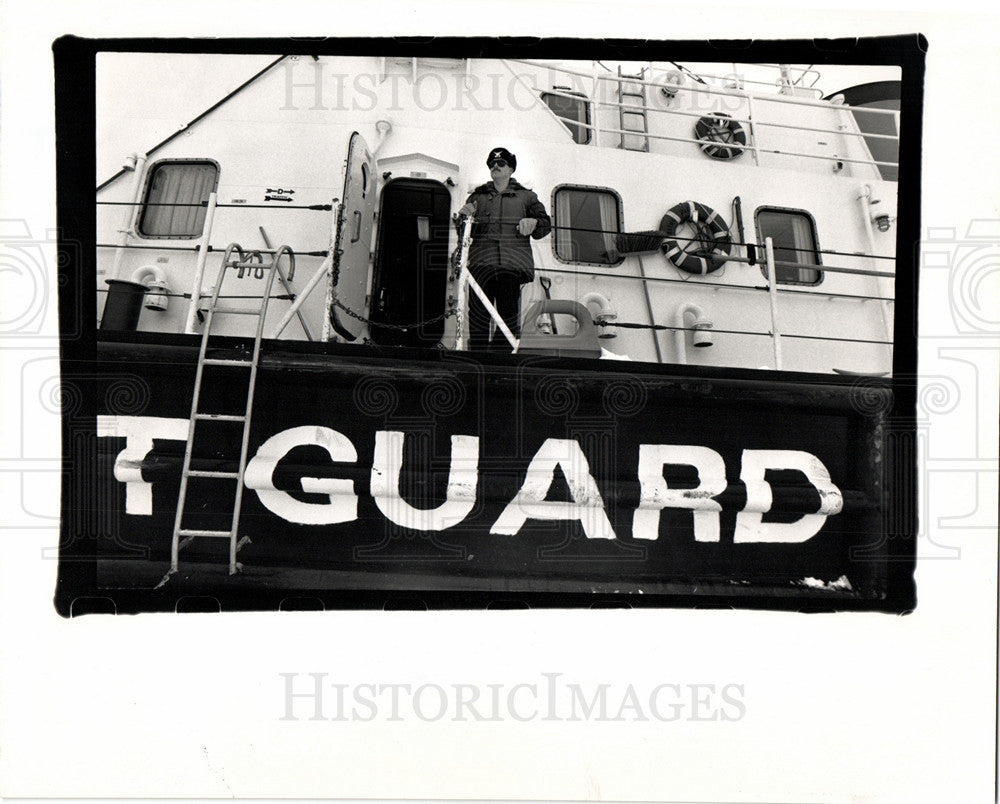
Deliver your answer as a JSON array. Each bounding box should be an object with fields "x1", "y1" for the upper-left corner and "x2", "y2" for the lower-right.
[{"x1": 457, "y1": 146, "x2": 551, "y2": 351}]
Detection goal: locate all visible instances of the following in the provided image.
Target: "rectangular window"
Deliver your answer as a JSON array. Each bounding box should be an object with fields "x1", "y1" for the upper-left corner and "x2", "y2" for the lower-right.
[
  {"x1": 542, "y1": 89, "x2": 591, "y2": 145},
  {"x1": 851, "y1": 104, "x2": 899, "y2": 182},
  {"x1": 756, "y1": 208, "x2": 821, "y2": 285},
  {"x1": 138, "y1": 161, "x2": 219, "y2": 238},
  {"x1": 554, "y1": 187, "x2": 623, "y2": 266}
]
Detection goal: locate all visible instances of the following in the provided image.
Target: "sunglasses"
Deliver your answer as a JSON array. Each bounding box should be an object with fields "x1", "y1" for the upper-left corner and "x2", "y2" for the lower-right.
[{"x1": 488, "y1": 159, "x2": 508, "y2": 168}]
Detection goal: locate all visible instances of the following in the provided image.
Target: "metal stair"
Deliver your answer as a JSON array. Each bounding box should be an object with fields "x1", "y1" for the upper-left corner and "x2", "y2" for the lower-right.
[
  {"x1": 159, "y1": 243, "x2": 294, "y2": 585},
  {"x1": 617, "y1": 66, "x2": 650, "y2": 151}
]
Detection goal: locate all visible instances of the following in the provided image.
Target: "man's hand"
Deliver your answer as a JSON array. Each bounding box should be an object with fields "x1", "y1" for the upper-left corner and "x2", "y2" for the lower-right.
[{"x1": 517, "y1": 218, "x2": 538, "y2": 236}]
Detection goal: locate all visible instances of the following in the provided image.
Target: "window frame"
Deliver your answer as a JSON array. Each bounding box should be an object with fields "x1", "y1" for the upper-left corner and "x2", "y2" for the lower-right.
[
  {"x1": 550, "y1": 184, "x2": 625, "y2": 268},
  {"x1": 754, "y1": 205, "x2": 824, "y2": 287},
  {"x1": 541, "y1": 88, "x2": 592, "y2": 145},
  {"x1": 135, "y1": 158, "x2": 221, "y2": 240}
]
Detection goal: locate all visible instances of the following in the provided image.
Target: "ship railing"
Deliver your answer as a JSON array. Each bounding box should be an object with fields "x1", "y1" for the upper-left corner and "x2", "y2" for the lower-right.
[
  {"x1": 645, "y1": 63, "x2": 824, "y2": 96},
  {"x1": 504, "y1": 59, "x2": 900, "y2": 172},
  {"x1": 453, "y1": 215, "x2": 519, "y2": 351},
  {"x1": 537, "y1": 223, "x2": 894, "y2": 368},
  {"x1": 97, "y1": 191, "x2": 337, "y2": 336},
  {"x1": 748, "y1": 63, "x2": 823, "y2": 91}
]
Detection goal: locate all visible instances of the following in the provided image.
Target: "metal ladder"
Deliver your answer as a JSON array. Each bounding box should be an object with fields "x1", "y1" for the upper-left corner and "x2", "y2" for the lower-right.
[
  {"x1": 617, "y1": 66, "x2": 649, "y2": 151},
  {"x1": 160, "y1": 243, "x2": 293, "y2": 584}
]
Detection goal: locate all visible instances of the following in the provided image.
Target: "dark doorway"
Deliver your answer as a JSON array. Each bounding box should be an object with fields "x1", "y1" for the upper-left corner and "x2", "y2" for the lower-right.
[{"x1": 369, "y1": 179, "x2": 452, "y2": 347}]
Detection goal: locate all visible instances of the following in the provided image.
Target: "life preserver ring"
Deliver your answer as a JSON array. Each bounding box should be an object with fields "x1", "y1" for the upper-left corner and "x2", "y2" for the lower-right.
[
  {"x1": 694, "y1": 112, "x2": 747, "y2": 160},
  {"x1": 659, "y1": 201, "x2": 732, "y2": 275}
]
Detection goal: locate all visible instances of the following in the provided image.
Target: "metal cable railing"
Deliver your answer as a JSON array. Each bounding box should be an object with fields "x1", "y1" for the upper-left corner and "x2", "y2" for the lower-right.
[
  {"x1": 460, "y1": 218, "x2": 896, "y2": 279},
  {"x1": 537, "y1": 265, "x2": 895, "y2": 303},
  {"x1": 600, "y1": 320, "x2": 892, "y2": 347},
  {"x1": 97, "y1": 201, "x2": 334, "y2": 211},
  {"x1": 507, "y1": 59, "x2": 900, "y2": 170},
  {"x1": 99, "y1": 192, "x2": 894, "y2": 365}
]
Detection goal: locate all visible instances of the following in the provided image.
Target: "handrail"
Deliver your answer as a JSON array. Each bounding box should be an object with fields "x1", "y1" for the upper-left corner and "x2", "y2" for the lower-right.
[
  {"x1": 510, "y1": 58, "x2": 898, "y2": 172},
  {"x1": 648, "y1": 63, "x2": 825, "y2": 97},
  {"x1": 184, "y1": 192, "x2": 219, "y2": 334},
  {"x1": 763, "y1": 237, "x2": 784, "y2": 369},
  {"x1": 753, "y1": 63, "x2": 823, "y2": 88},
  {"x1": 538, "y1": 265, "x2": 895, "y2": 302},
  {"x1": 508, "y1": 58, "x2": 899, "y2": 118},
  {"x1": 97, "y1": 200, "x2": 334, "y2": 211},
  {"x1": 109, "y1": 152, "x2": 147, "y2": 282},
  {"x1": 549, "y1": 115, "x2": 898, "y2": 170},
  {"x1": 454, "y1": 216, "x2": 518, "y2": 351},
  {"x1": 538, "y1": 84, "x2": 900, "y2": 144},
  {"x1": 525, "y1": 86, "x2": 898, "y2": 170},
  {"x1": 96, "y1": 243, "x2": 329, "y2": 256},
  {"x1": 272, "y1": 253, "x2": 332, "y2": 339}
]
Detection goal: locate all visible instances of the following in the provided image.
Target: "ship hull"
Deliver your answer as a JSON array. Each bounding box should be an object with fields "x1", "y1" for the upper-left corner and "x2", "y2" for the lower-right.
[{"x1": 56, "y1": 333, "x2": 915, "y2": 613}]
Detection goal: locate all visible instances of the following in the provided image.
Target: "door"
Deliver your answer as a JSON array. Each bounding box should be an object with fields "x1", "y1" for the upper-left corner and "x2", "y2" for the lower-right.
[
  {"x1": 327, "y1": 132, "x2": 376, "y2": 341},
  {"x1": 369, "y1": 178, "x2": 452, "y2": 348}
]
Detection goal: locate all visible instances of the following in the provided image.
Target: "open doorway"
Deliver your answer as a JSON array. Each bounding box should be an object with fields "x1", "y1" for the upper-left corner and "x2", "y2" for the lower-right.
[{"x1": 369, "y1": 179, "x2": 452, "y2": 347}]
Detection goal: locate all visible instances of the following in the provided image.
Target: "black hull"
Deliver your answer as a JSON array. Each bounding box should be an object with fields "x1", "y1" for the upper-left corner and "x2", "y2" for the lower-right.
[{"x1": 57, "y1": 333, "x2": 916, "y2": 614}]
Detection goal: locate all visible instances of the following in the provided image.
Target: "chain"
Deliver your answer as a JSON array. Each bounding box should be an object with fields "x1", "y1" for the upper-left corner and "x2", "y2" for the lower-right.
[{"x1": 331, "y1": 297, "x2": 455, "y2": 331}]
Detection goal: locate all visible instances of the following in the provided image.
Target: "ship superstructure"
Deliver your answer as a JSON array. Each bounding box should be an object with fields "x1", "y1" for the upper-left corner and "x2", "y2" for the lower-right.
[{"x1": 96, "y1": 55, "x2": 899, "y2": 374}]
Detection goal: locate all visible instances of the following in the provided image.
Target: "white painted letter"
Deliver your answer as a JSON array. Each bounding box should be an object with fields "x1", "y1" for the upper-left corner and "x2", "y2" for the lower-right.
[
  {"x1": 97, "y1": 415, "x2": 188, "y2": 515},
  {"x1": 244, "y1": 426, "x2": 358, "y2": 525},
  {"x1": 491, "y1": 438, "x2": 615, "y2": 539},
  {"x1": 371, "y1": 431, "x2": 479, "y2": 531},
  {"x1": 734, "y1": 450, "x2": 843, "y2": 543},
  {"x1": 632, "y1": 445, "x2": 726, "y2": 541}
]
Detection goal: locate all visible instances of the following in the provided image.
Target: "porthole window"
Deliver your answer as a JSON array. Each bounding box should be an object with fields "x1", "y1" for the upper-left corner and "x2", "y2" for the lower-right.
[
  {"x1": 541, "y1": 89, "x2": 592, "y2": 145},
  {"x1": 137, "y1": 160, "x2": 219, "y2": 239},
  {"x1": 553, "y1": 186, "x2": 623, "y2": 266},
  {"x1": 755, "y1": 207, "x2": 822, "y2": 285}
]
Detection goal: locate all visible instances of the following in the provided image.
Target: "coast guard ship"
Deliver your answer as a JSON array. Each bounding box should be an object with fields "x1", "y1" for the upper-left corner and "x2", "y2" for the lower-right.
[{"x1": 57, "y1": 40, "x2": 919, "y2": 614}]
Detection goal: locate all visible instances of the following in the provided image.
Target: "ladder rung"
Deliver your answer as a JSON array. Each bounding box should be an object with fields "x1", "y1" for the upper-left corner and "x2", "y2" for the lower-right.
[
  {"x1": 194, "y1": 413, "x2": 247, "y2": 421},
  {"x1": 177, "y1": 528, "x2": 234, "y2": 539},
  {"x1": 202, "y1": 358, "x2": 254, "y2": 366},
  {"x1": 185, "y1": 470, "x2": 240, "y2": 479},
  {"x1": 233, "y1": 260, "x2": 274, "y2": 270},
  {"x1": 212, "y1": 307, "x2": 261, "y2": 316}
]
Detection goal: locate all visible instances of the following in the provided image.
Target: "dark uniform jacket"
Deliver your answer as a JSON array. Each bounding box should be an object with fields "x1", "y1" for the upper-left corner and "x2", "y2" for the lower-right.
[{"x1": 463, "y1": 179, "x2": 552, "y2": 283}]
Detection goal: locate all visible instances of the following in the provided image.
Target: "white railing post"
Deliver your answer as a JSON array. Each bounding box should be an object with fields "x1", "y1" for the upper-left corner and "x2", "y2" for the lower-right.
[
  {"x1": 857, "y1": 185, "x2": 895, "y2": 367},
  {"x1": 745, "y1": 93, "x2": 760, "y2": 167},
  {"x1": 454, "y1": 215, "x2": 475, "y2": 351},
  {"x1": 184, "y1": 191, "x2": 218, "y2": 334},
  {"x1": 463, "y1": 269, "x2": 518, "y2": 349},
  {"x1": 272, "y1": 253, "x2": 332, "y2": 339},
  {"x1": 454, "y1": 215, "x2": 518, "y2": 351},
  {"x1": 763, "y1": 236, "x2": 784, "y2": 370},
  {"x1": 110, "y1": 153, "x2": 147, "y2": 280}
]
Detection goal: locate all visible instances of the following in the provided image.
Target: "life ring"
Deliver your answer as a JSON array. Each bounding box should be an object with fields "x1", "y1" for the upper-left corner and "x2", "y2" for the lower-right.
[
  {"x1": 659, "y1": 201, "x2": 732, "y2": 275},
  {"x1": 694, "y1": 112, "x2": 747, "y2": 160}
]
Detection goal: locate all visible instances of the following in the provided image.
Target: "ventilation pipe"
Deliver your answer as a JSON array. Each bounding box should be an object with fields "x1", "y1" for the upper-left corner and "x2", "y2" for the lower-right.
[
  {"x1": 580, "y1": 291, "x2": 618, "y2": 339},
  {"x1": 130, "y1": 265, "x2": 170, "y2": 311},
  {"x1": 673, "y1": 302, "x2": 713, "y2": 364}
]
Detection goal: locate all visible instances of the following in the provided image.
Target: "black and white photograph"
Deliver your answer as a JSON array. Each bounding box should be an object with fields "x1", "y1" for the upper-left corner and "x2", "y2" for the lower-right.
[
  {"x1": 60, "y1": 40, "x2": 918, "y2": 612},
  {"x1": 0, "y1": 2, "x2": 997, "y2": 802}
]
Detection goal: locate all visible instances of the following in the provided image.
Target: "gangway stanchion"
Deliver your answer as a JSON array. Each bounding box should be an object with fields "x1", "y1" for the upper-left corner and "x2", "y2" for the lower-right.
[
  {"x1": 763, "y1": 236, "x2": 784, "y2": 370},
  {"x1": 453, "y1": 216, "x2": 519, "y2": 352}
]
